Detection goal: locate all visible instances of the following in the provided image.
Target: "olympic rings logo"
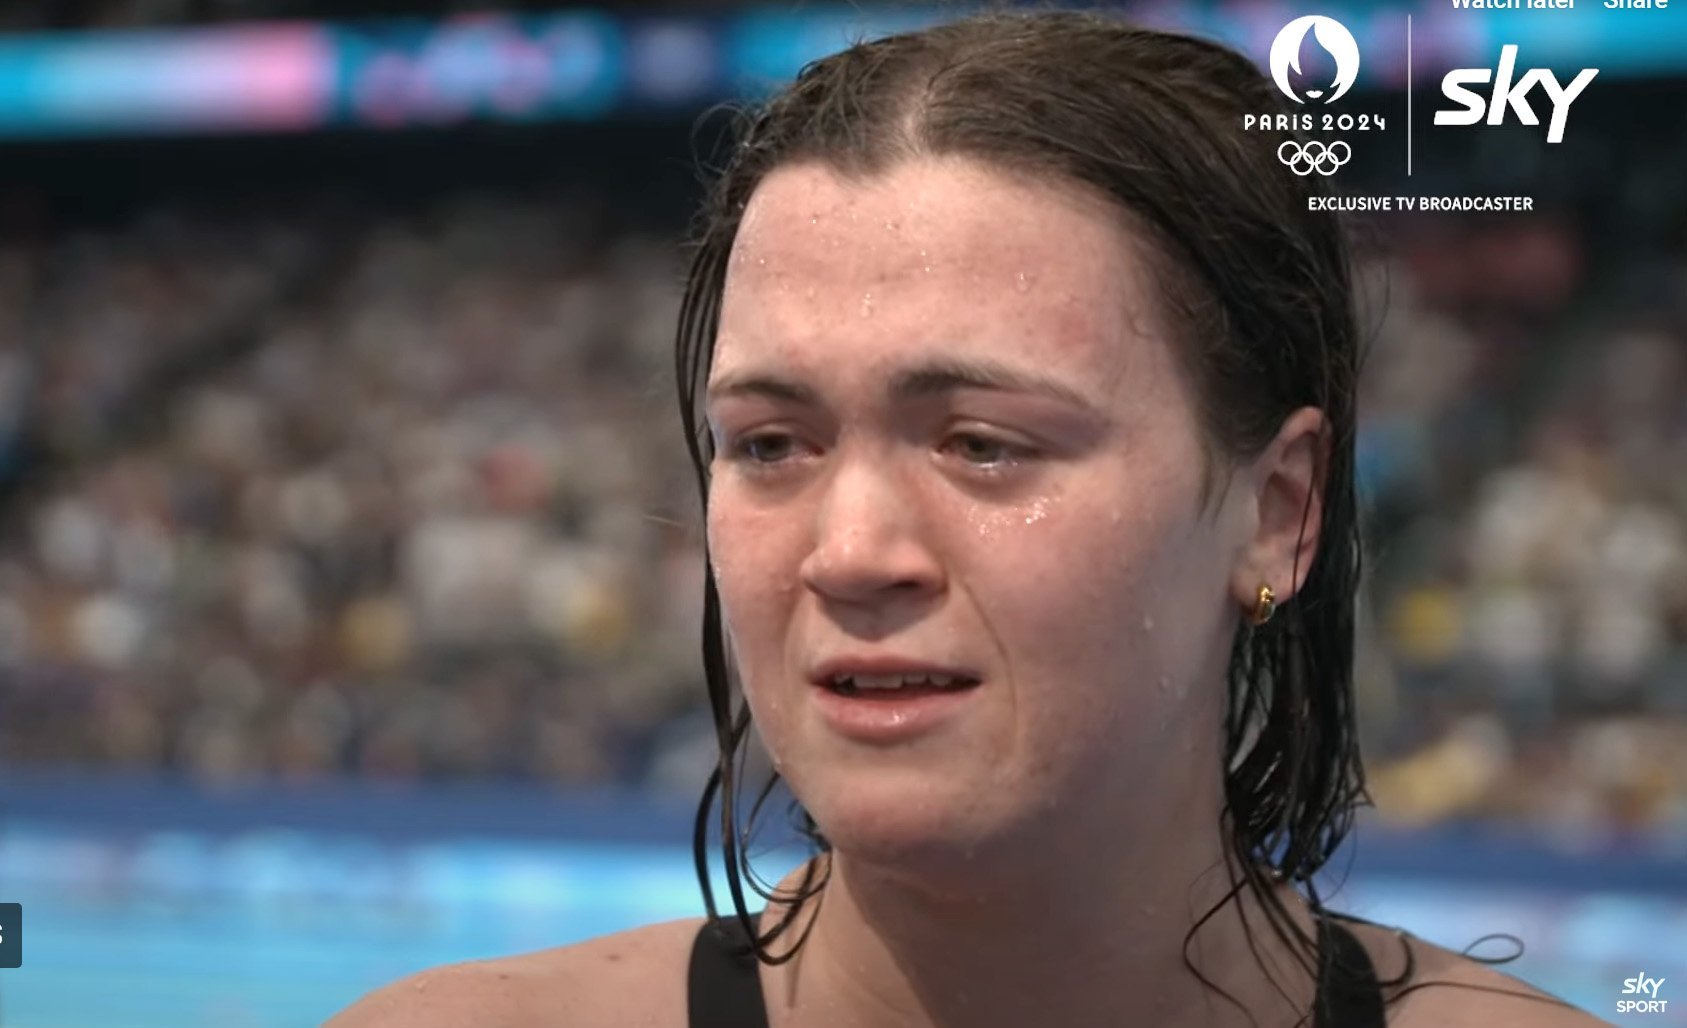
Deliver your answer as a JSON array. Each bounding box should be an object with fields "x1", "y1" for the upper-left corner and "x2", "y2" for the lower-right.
[{"x1": 1276, "y1": 140, "x2": 1352, "y2": 176}]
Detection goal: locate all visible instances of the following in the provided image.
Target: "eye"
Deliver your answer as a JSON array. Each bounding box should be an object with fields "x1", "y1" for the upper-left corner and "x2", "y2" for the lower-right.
[
  {"x1": 723, "y1": 430, "x2": 1036, "y2": 476},
  {"x1": 725, "y1": 431, "x2": 805, "y2": 469},
  {"x1": 943, "y1": 432, "x2": 1036, "y2": 472}
]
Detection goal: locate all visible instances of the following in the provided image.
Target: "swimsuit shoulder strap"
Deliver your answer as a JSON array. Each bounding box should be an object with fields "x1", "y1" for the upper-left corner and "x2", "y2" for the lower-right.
[
  {"x1": 686, "y1": 907, "x2": 1386, "y2": 1028},
  {"x1": 687, "y1": 910, "x2": 770, "y2": 1028}
]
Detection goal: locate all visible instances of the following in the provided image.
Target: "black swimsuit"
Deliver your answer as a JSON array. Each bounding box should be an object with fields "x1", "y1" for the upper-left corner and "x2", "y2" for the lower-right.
[{"x1": 688, "y1": 910, "x2": 1387, "y2": 1027}]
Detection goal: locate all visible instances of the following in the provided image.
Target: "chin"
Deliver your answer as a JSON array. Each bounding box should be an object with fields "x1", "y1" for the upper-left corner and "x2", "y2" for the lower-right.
[{"x1": 798, "y1": 776, "x2": 1000, "y2": 870}]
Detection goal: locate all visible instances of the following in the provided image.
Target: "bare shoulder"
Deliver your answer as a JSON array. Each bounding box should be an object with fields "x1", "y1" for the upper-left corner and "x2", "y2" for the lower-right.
[
  {"x1": 1344, "y1": 921, "x2": 1609, "y2": 1028},
  {"x1": 322, "y1": 915, "x2": 708, "y2": 1028}
]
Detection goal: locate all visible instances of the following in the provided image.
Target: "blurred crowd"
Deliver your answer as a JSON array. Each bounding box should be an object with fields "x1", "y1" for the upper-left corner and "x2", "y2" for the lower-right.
[
  {"x1": 1353, "y1": 219, "x2": 1687, "y2": 840},
  {"x1": 0, "y1": 192, "x2": 713, "y2": 792},
  {"x1": 0, "y1": 189, "x2": 1683, "y2": 839}
]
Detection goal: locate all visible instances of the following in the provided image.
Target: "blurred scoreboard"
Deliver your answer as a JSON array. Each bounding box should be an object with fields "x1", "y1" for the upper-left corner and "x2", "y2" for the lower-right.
[{"x1": 0, "y1": 3, "x2": 1680, "y2": 139}]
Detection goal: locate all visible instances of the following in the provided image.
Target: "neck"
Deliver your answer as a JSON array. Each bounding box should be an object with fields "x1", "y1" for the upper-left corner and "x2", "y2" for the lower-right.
[{"x1": 760, "y1": 771, "x2": 1323, "y2": 1028}]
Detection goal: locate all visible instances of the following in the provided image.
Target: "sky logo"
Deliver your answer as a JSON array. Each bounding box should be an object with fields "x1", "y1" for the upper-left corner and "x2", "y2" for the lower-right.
[
  {"x1": 1434, "y1": 45, "x2": 1598, "y2": 144},
  {"x1": 1619, "y1": 972, "x2": 1668, "y2": 1015}
]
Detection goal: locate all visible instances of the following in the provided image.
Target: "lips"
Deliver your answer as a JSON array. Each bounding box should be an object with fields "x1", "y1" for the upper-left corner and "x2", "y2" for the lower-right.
[
  {"x1": 826, "y1": 675, "x2": 980, "y2": 699},
  {"x1": 810, "y1": 655, "x2": 982, "y2": 690},
  {"x1": 809, "y1": 668, "x2": 984, "y2": 743}
]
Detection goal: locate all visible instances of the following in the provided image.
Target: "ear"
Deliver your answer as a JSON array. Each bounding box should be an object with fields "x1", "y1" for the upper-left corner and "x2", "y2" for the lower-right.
[{"x1": 1229, "y1": 406, "x2": 1330, "y2": 613}]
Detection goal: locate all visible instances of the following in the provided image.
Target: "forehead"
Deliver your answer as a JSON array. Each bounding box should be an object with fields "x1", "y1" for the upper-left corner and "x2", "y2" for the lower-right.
[{"x1": 713, "y1": 157, "x2": 1169, "y2": 397}]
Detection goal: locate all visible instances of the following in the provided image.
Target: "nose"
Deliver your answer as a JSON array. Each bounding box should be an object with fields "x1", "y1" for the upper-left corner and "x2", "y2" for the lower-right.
[{"x1": 797, "y1": 453, "x2": 944, "y2": 607}]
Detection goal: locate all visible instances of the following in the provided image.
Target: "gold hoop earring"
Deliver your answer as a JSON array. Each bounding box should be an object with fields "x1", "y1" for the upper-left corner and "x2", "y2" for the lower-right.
[{"x1": 1249, "y1": 584, "x2": 1276, "y2": 626}]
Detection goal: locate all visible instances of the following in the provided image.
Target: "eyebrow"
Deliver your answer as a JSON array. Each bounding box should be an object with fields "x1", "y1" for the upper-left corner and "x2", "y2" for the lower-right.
[{"x1": 704, "y1": 355, "x2": 1104, "y2": 417}]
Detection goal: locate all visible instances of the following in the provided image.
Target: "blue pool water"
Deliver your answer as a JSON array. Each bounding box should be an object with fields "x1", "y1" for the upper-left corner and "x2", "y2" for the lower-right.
[{"x1": 0, "y1": 774, "x2": 1681, "y2": 1026}]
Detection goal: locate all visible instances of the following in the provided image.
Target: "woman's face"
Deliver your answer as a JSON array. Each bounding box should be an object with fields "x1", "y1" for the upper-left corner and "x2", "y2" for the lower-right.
[{"x1": 705, "y1": 156, "x2": 1261, "y2": 866}]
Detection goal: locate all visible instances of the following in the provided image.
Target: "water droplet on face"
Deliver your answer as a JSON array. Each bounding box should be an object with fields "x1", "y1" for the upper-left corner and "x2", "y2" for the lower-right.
[
  {"x1": 860, "y1": 293, "x2": 874, "y2": 318},
  {"x1": 1015, "y1": 271, "x2": 1032, "y2": 292}
]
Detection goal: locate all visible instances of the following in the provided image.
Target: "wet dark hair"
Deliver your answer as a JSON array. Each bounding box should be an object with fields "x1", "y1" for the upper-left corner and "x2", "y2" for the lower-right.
[{"x1": 673, "y1": 8, "x2": 1559, "y2": 1025}]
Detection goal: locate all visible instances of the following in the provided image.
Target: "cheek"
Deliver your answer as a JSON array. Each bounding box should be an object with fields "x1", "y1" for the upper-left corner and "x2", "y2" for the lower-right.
[
  {"x1": 706, "y1": 493, "x2": 799, "y2": 670},
  {"x1": 967, "y1": 466, "x2": 1215, "y2": 724},
  {"x1": 983, "y1": 496, "x2": 1169, "y2": 650},
  {"x1": 706, "y1": 499, "x2": 756, "y2": 632}
]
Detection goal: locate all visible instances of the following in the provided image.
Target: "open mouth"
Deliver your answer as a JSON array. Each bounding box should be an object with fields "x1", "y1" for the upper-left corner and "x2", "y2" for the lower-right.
[
  {"x1": 810, "y1": 671, "x2": 985, "y2": 742},
  {"x1": 822, "y1": 675, "x2": 982, "y2": 699}
]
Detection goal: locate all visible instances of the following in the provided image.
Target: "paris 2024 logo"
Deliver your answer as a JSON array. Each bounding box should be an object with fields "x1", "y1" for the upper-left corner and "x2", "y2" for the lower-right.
[{"x1": 1269, "y1": 15, "x2": 1361, "y2": 105}]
